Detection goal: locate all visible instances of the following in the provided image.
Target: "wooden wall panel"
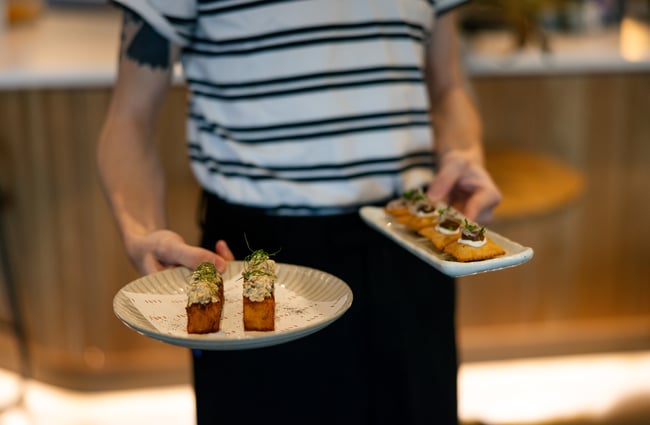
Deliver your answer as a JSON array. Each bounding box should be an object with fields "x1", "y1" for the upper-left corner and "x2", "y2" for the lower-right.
[
  {"x1": 0, "y1": 73, "x2": 648, "y2": 388},
  {"x1": 459, "y1": 73, "x2": 650, "y2": 361},
  {"x1": 0, "y1": 87, "x2": 196, "y2": 389}
]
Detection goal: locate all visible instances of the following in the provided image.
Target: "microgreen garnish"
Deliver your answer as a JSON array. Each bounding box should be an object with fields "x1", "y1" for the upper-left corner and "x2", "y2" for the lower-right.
[
  {"x1": 402, "y1": 189, "x2": 425, "y2": 201},
  {"x1": 241, "y1": 234, "x2": 280, "y2": 281},
  {"x1": 192, "y1": 261, "x2": 218, "y2": 283},
  {"x1": 463, "y1": 219, "x2": 485, "y2": 235},
  {"x1": 402, "y1": 190, "x2": 416, "y2": 200}
]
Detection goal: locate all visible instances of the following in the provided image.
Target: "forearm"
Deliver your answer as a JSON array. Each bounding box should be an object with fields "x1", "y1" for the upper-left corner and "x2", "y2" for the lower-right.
[
  {"x1": 97, "y1": 108, "x2": 167, "y2": 245},
  {"x1": 96, "y1": 8, "x2": 234, "y2": 274},
  {"x1": 430, "y1": 83, "x2": 485, "y2": 165},
  {"x1": 425, "y1": 12, "x2": 501, "y2": 222},
  {"x1": 426, "y1": 12, "x2": 484, "y2": 165},
  {"x1": 97, "y1": 7, "x2": 174, "y2": 251}
]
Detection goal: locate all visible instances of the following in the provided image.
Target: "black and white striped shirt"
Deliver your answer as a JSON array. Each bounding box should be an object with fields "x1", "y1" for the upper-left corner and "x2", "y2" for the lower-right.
[{"x1": 115, "y1": 0, "x2": 468, "y2": 215}]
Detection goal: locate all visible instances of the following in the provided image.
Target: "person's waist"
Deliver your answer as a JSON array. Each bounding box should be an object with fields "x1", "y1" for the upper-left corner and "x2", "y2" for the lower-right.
[{"x1": 201, "y1": 190, "x2": 387, "y2": 218}]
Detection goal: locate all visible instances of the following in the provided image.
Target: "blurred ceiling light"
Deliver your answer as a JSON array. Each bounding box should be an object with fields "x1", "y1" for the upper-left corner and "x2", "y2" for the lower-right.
[{"x1": 620, "y1": 17, "x2": 650, "y2": 62}]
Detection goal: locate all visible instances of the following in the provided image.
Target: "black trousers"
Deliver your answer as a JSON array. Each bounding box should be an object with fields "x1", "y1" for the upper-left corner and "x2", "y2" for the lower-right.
[{"x1": 193, "y1": 192, "x2": 458, "y2": 425}]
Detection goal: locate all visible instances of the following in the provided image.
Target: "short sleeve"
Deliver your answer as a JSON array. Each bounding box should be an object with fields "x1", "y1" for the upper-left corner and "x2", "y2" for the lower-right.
[
  {"x1": 432, "y1": 0, "x2": 470, "y2": 16},
  {"x1": 112, "y1": 0, "x2": 196, "y2": 47}
]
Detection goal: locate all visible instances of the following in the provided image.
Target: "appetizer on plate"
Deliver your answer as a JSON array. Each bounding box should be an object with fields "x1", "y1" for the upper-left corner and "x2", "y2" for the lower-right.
[
  {"x1": 401, "y1": 197, "x2": 440, "y2": 231},
  {"x1": 444, "y1": 220, "x2": 506, "y2": 262},
  {"x1": 418, "y1": 207, "x2": 463, "y2": 250},
  {"x1": 242, "y1": 248, "x2": 277, "y2": 331},
  {"x1": 384, "y1": 188, "x2": 422, "y2": 217},
  {"x1": 384, "y1": 197, "x2": 411, "y2": 217},
  {"x1": 386, "y1": 189, "x2": 440, "y2": 231},
  {"x1": 186, "y1": 262, "x2": 224, "y2": 334},
  {"x1": 385, "y1": 197, "x2": 508, "y2": 263}
]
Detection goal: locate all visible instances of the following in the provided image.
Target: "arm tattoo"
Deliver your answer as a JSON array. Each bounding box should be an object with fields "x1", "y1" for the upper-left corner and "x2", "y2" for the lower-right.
[{"x1": 121, "y1": 8, "x2": 171, "y2": 71}]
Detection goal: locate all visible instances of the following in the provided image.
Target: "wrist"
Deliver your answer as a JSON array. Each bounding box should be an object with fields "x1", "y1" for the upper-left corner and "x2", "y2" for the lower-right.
[{"x1": 437, "y1": 145, "x2": 485, "y2": 169}]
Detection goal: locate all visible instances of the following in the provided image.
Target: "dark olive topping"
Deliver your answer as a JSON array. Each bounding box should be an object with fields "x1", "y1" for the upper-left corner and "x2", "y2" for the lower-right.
[
  {"x1": 439, "y1": 218, "x2": 460, "y2": 231},
  {"x1": 460, "y1": 220, "x2": 486, "y2": 241},
  {"x1": 416, "y1": 203, "x2": 435, "y2": 214}
]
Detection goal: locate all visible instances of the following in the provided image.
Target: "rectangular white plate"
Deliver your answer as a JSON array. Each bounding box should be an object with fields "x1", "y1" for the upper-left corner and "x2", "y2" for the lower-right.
[{"x1": 359, "y1": 206, "x2": 533, "y2": 277}]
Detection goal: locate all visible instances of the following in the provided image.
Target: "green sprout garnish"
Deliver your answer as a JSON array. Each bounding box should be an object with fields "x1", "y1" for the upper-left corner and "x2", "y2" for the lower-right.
[
  {"x1": 402, "y1": 189, "x2": 425, "y2": 202},
  {"x1": 402, "y1": 189, "x2": 416, "y2": 200},
  {"x1": 192, "y1": 262, "x2": 220, "y2": 286},
  {"x1": 437, "y1": 206, "x2": 451, "y2": 215},
  {"x1": 241, "y1": 234, "x2": 280, "y2": 280},
  {"x1": 463, "y1": 219, "x2": 485, "y2": 235}
]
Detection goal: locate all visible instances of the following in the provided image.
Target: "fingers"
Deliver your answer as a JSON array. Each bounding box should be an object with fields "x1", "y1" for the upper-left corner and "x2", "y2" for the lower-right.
[
  {"x1": 427, "y1": 159, "x2": 465, "y2": 204},
  {"x1": 216, "y1": 239, "x2": 235, "y2": 260},
  {"x1": 427, "y1": 152, "x2": 501, "y2": 224},
  {"x1": 146, "y1": 230, "x2": 232, "y2": 273},
  {"x1": 464, "y1": 168, "x2": 502, "y2": 223},
  {"x1": 463, "y1": 187, "x2": 501, "y2": 224},
  {"x1": 187, "y1": 240, "x2": 232, "y2": 273},
  {"x1": 140, "y1": 254, "x2": 168, "y2": 275}
]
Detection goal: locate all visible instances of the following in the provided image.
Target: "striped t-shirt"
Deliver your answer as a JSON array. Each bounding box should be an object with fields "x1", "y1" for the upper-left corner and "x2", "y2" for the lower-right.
[{"x1": 115, "y1": 0, "x2": 468, "y2": 215}]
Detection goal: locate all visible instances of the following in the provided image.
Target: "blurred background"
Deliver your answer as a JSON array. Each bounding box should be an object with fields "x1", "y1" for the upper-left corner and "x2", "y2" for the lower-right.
[{"x1": 0, "y1": 0, "x2": 648, "y2": 424}]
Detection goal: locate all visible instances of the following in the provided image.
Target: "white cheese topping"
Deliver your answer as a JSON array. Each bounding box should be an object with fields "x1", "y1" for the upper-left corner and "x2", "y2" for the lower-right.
[
  {"x1": 243, "y1": 259, "x2": 276, "y2": 302},
  {"x1": 415, "y1": 210, "x2": 437, "y2": 218},
  {"x1": 188, "y1": 282, "x2": 220, "y2": 305},
  {"x1": 458, "y1": 238, "x2": 487, "y2": 248},
  {"x1": 187, "y1": 263, "x2": 222, "y2": 305},
  {"x1": 435, "y1": 224, "x2": 460, "y2": 235}
]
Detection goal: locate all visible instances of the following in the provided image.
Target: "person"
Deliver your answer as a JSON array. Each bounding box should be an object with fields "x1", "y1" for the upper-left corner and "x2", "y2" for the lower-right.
[{"x1": 97, "y1": 1, "x2": 501, "y2": 424}]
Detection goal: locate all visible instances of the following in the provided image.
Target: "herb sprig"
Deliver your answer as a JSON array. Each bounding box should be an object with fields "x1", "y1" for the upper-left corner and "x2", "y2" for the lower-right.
[
  {"x1": 241, "y1": 235, "x2": 280, "y2": 281},
  {"x1": 402, "y1": 188, "x2": 425, "y2": 202},
  {"x1": 462, "y1": 219, "x2": 485, "y2": 235},
  {"x1": 437, "y1": 206, "x2": 451, "y2": 216},
  {"x1": 192, "y1": 261, "x2": 219, "y2": 284}
]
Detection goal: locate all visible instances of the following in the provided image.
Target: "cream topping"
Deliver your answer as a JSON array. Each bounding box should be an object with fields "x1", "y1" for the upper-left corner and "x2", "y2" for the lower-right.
[
  {"x1": 458, "y1": 238, "x2": 487, "y2": 248},
  {"x1": 187, "y1": 282, "x2": 220, "y2": 305},
  {"x1": 187, "y1": 262, "x2": 222, "y2": 305},
  {"x1": 458, "y1": 220, "x2": 487, "y2": 248},
  {"x1": 435, "y1": 224, "x2": 460, "y2": 235},
  {"x1": 243, "y1": 258, "x2": 276, "y2": 302},
  {"x1": 408, "y1": 199, "x2": 437, "y2": 217}
]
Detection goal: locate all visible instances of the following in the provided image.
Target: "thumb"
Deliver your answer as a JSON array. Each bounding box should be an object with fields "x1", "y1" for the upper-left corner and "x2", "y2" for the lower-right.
[
  {"x1": 151, "y1": 231, "x2": 227, "y2": 272},
  {"x1": 215, "y1": 239, "x2": 235, "y2": 262},
  {"x1": 181, "y1": 245, "x2": 231, "y2": 273}
]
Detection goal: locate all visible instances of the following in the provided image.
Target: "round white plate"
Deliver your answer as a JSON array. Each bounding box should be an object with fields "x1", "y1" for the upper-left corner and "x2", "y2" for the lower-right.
[{"x1": 113, "y1": 261, "x2": 353, "y2": 350}]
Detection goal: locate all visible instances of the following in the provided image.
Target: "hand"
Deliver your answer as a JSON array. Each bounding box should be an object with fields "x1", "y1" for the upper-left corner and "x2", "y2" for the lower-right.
[
  {"x1": 426, "y1": 150, "x2": 502, "y2": 224},
  {"x1": 125, "y1": 229, "x2": 235, "y2": 275}
]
